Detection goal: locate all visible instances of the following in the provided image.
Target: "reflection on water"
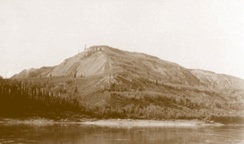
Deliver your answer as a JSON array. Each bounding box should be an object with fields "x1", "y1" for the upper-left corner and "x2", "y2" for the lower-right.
[{"x1": 0, "y1": 123, "x2": 243, "y2": 144}]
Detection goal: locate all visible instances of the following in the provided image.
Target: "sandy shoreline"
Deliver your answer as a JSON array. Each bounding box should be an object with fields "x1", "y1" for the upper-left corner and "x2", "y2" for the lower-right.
[
  {"x1": 0, "y1": 118, "x2": 224, "y2": 127},
  {"x1": 81, "y1": 119, "x2": 223, "y2": 127}
]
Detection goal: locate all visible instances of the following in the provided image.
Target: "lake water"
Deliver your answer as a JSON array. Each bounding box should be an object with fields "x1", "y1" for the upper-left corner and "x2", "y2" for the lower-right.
[{"x1": 0, "y1": 123, "x2": 243, "y2": 144}]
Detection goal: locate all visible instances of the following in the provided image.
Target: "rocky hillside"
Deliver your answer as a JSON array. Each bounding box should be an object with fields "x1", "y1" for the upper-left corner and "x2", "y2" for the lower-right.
[
  {"x1": 10, "y1": 45, "x2": 244, "y2": 122},
  {"x1": 12, "y1": 45, "x2": 244, "y2": 89}
]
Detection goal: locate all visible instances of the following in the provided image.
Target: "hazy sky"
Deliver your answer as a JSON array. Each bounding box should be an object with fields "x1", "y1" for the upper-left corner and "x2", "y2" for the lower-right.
[{"x1": 0, "y1": 0, "x2": 243, "y2": 79}]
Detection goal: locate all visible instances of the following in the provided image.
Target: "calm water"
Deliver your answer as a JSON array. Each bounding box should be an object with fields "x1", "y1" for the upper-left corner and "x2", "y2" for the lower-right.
[{"x1": 0, "y1": 123, "x2": 243, "y2": 144}]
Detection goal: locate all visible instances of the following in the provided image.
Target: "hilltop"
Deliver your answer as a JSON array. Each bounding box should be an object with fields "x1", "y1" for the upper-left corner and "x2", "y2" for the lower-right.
[
  {"x1": 12, "y1": 45, "x2": 244, "y2": 88},
  {"x1": 2, "y1": 45, "x2": 244, "y2": 123}
]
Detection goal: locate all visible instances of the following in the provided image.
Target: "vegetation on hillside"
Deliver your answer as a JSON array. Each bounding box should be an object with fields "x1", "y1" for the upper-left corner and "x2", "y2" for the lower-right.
[
  {"x1": 0, "y1": 78, "x2": 87, "y2": 119},
  {"x1": 0, "y1": 77, "x2": 243, "y2": 124},
  {"x1": 4, "y1": 46, "x2": 244, "y2": 124}
]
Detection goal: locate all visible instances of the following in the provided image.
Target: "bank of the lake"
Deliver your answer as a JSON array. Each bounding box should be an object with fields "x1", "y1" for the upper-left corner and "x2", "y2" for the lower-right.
[
  {"x1": 0, "y1": 118, "x2": 225, "y2": 128},
  {"x1": 82, "y1": 119, "x2": 226, "y2": 127}
]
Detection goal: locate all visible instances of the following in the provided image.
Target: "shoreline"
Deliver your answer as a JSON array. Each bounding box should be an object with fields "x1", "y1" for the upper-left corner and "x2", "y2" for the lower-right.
[
  {"x1": 81, "y1": 119, "x2": 224, "y2": 127},
  {"x1": 0, "y1": 118, "x2": 224, "y2": 127}
]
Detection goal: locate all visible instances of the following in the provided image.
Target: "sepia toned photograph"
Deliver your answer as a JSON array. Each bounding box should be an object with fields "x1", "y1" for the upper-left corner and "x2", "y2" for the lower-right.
[{"x1": 0, "y1": 0, "x2": 244, "y2": 143}]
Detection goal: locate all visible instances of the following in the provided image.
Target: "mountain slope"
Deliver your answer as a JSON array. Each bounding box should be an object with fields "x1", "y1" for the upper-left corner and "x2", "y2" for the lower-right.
[
  {"x1": 10, "y1": 45, "x2": 244, "y2": 122},
  {"x1": 13, "y1": 46, "x2": 201, "y2": 85},
  {"x1": 12, "y1": 45, "x2": 244, "y2": 90}
]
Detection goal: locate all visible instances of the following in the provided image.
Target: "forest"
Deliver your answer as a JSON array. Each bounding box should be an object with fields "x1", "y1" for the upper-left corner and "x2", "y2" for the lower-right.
[
  {"x1": 0, "y1": 78, "x2": 86, "y2": 119},
  {"x1": 0, "y1": 77, "x2": 243, "y2": 124}
]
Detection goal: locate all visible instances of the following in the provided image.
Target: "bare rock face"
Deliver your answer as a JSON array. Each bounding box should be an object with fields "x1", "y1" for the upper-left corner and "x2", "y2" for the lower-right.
[{"x1": 49, "y1": 46, "x2": 113, "y2": 77}]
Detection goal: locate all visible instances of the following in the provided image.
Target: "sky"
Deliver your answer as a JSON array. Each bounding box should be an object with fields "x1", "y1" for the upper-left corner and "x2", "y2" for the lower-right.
[{"x1": 0, "y1": 0, "x2": 243, "y2": 79}]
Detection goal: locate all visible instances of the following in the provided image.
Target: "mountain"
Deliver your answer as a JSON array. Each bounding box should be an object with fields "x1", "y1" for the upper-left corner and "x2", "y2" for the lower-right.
[
  {"x1": 12, "y1": 45, "x2": 244, "y2": 89},
  {"x1": 9, "y1": 45, "x2": 244, "y2": 122}
]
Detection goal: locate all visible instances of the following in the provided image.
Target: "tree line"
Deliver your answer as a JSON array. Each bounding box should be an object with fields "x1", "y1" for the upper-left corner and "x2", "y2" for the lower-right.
[
  {"x1": 0, "y1": 78, "x2": 243, "y2": 124},
  {"x1": 0, "y1": 79, "x2": 83, "y2": 118}
]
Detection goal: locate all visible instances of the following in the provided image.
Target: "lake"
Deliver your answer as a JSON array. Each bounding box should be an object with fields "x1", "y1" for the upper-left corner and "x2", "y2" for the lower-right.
[{"x1": 0, "y1": 122, "x2": 243, "y2": 144}]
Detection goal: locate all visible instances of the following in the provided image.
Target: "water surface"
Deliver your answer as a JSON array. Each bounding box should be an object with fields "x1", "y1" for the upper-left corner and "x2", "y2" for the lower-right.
[{"x1": 0, "y1": 123, "x2": 243, "y2": 144}]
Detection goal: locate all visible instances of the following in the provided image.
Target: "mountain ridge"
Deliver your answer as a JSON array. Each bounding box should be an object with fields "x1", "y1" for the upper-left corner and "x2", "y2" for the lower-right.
[
  {"x1": 3, "y1": 45, "x2": 244, "y2": 122},
  {"x1": 12, "y1": 45, "x2": 244, "y2": 89}
]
